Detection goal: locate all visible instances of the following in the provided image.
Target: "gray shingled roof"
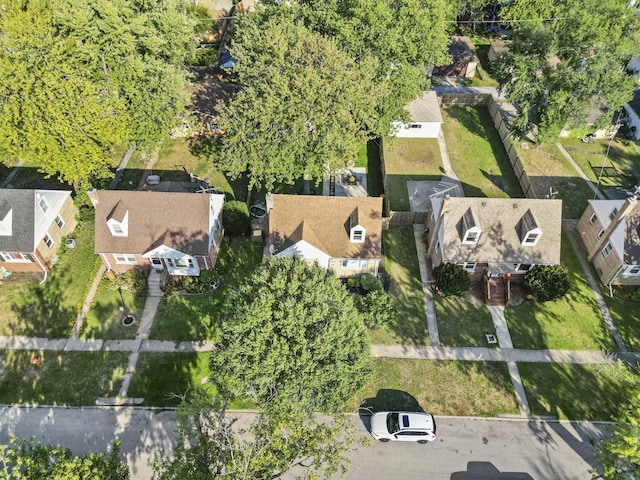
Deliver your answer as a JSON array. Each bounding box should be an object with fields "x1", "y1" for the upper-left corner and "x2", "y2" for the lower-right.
[{"x1": 0, "y1": 189, "x2": 36, "y2": 251}]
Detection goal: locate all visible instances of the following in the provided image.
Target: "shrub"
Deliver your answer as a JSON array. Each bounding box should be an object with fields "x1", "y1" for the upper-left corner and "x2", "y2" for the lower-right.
[
  {"x1": 112, "y1": 270, "x2": 147, "y2": 296},
  {"x1": 360, "y1": 273, "x2": 383, "y2": 293},
  {"x1": 346, "y1": 277, "x2": 360, "y2": 290},
  {"x1": 433, "y1": 263, "x2": 470, "y2": 297},
  {"x1": 222, "y1": 200, "x2": 250, "y2": 236},
  {"x1": 356, "y1": 290, "x2": 397, "y2": 329},
  {"x1": 524, "y1": 265, "x2": 570, "y2": 302}
]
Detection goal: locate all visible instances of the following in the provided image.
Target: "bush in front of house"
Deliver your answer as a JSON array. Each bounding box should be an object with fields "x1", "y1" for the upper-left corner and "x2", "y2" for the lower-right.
[
  {"x1": 356, "y1": 289, "x2": 397, "y2": 329},
  {"x1": 222, "y1": 200, "x2": 250, "y2": 237},
  {"x1": 433, "y1": 263, "x2": 470, "y2": 297},
  {"x1": 524, "y1": 265, "x2": 570, "y2": 302}
]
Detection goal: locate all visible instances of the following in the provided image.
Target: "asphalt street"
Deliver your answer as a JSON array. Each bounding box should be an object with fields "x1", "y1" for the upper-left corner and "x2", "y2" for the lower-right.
[{"x1": 0, "y1": 406, "x2": 609, "y2": 479}]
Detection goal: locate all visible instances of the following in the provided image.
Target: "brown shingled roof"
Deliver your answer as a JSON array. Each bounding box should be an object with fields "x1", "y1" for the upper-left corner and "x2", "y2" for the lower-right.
[
  {"x1": 269, "y1": 195, "x2": 383, "y2": 259},
  {"x1": 93, "y1": 190, "x2": 213, "y2": 256}
]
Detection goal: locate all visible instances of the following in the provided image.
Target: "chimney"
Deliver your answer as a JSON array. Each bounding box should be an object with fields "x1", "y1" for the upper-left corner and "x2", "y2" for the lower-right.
[
  {"x1": 265, "y1": 192, "x2": 274, "y2": 213},
  {"x1": 87, "y1": 188, "x2": 99, "y2": 207}
]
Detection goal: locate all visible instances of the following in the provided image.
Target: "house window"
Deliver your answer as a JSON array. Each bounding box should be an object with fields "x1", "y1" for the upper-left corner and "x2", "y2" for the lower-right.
[
  {"x1": 514, "y1": 263, "x2": 534, "y2": 273},
  {"x1": 114, "y1": 254, "x2": 137, "y2": 265},
  {"x1": 523, "y1": 232, "x2": 539, "y2": 245},
  {"x1": 54, "y1": 215, "x2": 65, "y2": 230},
  {"x1": 38, "y1": 196, "x2": 49, "y2": 213},
  {"x1": 463, "y1": 230, "x2": 479, "y2": 244},
  {"x1": 342, "y1": 259, "x2": 367, "y2": 269},
  {"x1": 0, "y1": 252, "x2": 33, "y2": 262},
  {"x1": 609, "y1": 207, "x2": 619, "y2": 221},
  {"x1": 110, "y1": 223, "x2": 124, "y2": 235},
  {"x1": 596, "y1": 267, "x2": 603, "y2": 277},
  {"x1": 602, "y1": 242, "x2": 613, "y2": 258},
  {"x1": 409, "y1": 124, "x2": 422, "y2": 129},
  {"x1": 43, "y1": 234, "x2": 54, "y2": 249},
  {"x1": 459, "y1": 262, "x2": 477, "y2": 272},
  {"x1": 588, "y1": 213, "x2": 598, "y2": 225},
  {"x1": 352, "y1": 229, "x2": 364, "y2": 242},
  {"x1": 626, "y1": 266, "x2": 640, "y2": 276},
  {"x1": 597, "y1": 228, "x2": 605, "y2": 239},
  {"x1": 175, "y1": 257, "x2": 194, "y2": 268}
]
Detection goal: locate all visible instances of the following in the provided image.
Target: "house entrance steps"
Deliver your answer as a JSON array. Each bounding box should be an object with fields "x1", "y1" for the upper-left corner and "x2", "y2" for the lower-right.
[{"x1": 147, "y1": 269, "x2": 164, "y2": 297}]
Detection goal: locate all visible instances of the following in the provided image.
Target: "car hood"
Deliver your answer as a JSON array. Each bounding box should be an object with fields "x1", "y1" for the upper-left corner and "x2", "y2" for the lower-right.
[{"x1": 370, "y1": 413, "x2": 388, "y2": 436}]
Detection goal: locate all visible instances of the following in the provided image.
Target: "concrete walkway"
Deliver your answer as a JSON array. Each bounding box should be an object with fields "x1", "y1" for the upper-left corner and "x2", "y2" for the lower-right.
[
  {"x1": 556, "y1": 143, "x2": 605, "y2": 200},
  {"x1": 413, "y1": 224, "x2": 440, "y2": 346}
]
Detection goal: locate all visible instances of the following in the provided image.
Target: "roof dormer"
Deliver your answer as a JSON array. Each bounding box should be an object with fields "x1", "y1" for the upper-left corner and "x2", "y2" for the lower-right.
[
  {"x1": 519, "y1": 209, "x2": 542, "y2": 246},
  {"x1": 107, "y1": 201, "x2": 129, "y2": 237},
  {"x1": 460, "y1": 208, "x2": 481, "y2": 244},
  {"x1": 349, "y1": 207, "x2": 366, "y2": 243},
  {"x1": 0, "y1": 208, "x2": 12, "y2": 236}
]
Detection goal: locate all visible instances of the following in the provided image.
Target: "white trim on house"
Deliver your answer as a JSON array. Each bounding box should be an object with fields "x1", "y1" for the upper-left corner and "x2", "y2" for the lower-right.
[
  {"x1": 107, "y1": 211, "x2": 129, "y2": 237},
  {"x1": 0, "y1": 209, "x2": 12, "y2": 236},
  {"x1": 275, "y1": 240, "x2": 331, "y2": 270},
  {"x1": 114, "y1": 254, "x2": 138, "y2": 265}
]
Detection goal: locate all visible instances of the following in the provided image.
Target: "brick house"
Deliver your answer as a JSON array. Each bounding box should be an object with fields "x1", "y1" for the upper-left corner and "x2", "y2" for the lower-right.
[
  {"x1": 266, "y1": 194, "x2": 383, "y2": 278},
  {"x1": 89, "y1": 189, "x2": 224, "y2": 276},
  {"x1": 0, "y1": 189, "x2": 77, "y2": 280}
]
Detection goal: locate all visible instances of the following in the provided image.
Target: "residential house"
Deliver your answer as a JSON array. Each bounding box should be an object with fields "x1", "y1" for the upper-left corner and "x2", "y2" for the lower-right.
[
  {"x1": 431, "y1": 36, "x2": 479, "y2": 79},
  {"x1": 623, "y1": 88, "x2": 640, "y2": 141},
  {"x1": 576, "y1": 193, "x2": 640, "y2": 290},
  {"x1": 266, "y1": 194, "x2": 383, "y2": 277},
  {"x1": 0, "y1": 189, "x2": 77, "y2": 279},
  {"x1": 89, "y1": 189, "x2": 224, "y2": 276},
  {"x1": 391, "y1": 91, "x2": 444, "y2": 139},
  {"x1": 427, "y1": 197, "x2": 563, "y2": 304}
]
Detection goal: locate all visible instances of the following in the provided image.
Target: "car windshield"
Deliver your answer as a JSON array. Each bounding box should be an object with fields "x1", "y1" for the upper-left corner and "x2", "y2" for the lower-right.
[{"x1": 386, "y1": 412, "x2": 400, "y2": 434}]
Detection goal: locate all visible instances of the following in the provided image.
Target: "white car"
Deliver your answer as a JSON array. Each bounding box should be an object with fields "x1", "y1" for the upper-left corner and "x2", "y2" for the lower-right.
[{"x1": 370, "y1": 411, "x2": 437, "y2": 443}]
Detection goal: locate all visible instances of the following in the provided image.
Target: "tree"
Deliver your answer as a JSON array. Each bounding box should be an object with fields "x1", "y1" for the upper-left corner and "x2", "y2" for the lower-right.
[
  {"x1": 222, "y1": 200, "x2": 250, "y2": 236},
  {"x1": 154, "y1": 389, "x2": 360, "y2": 480},
  {"x1": 433, "y1": 263, "x2": 471, "y2": 297},
  {"x1": 0, "y1": 0, "x2": 198, "y2": 189},
  {"x1": 356, "y1": 289, "x2": 397, "y2": 329},
  {"x1": 495, "y1": 0, "x2": 639, "y2": 142},
  {"x1": 524, "y1": 265, "x2": 570, "y2": 302},
  {"x1": 217, "y1": 16, "x2": 381, "y2": 193},
  {"x1": 210, "y1": 257, "x2": 371, "y2": 413},
  {"x1": 0, "y1": 437, "x2": 129, "y2": 480}
]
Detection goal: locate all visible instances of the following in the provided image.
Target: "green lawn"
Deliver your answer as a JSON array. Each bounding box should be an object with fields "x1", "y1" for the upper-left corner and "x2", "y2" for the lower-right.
[
  {"x1": 82, "y1": 279, "x2": 147, "y2": 340},
  {"x1": 381, "y1": 137, "x2": 442, "y2": 211},
  {"x1": 435, "y1": 296, "x2": 496, "y2": 347},
  {"x1": 353, "y1": 359, "x2": 518, "y2": 417},
  {"x1": 0, "y1": 212, "x2": 101, "y2": 338},
  {"x1": 442, "y1": 106, "x2": 523, "y2": 198},
  {"x1": 0, "y1": 350, "x2": 127, "y2": 405},
  {"x1": 505, "y1": 234, "x2": 616, "y2": 351},
  {"x1": 373, "y1": 227, "x2": 429, "y2": 345},
  {"x1": 560, "y1": 137, "x2": 640, "y2": 191},
  {"x1": 603, "y1": 292, "x2": 640, "y2": 351},
  {"x1": 519, "y1": 362, "x2": 635, "y2": 420},
  {"x1": 517, "y1": 143, "x2": 595, "y2": 219}
]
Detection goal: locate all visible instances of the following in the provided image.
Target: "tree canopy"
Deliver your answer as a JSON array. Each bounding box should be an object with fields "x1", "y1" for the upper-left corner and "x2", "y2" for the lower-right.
[
  {"x1": 210, "y1": 257, "x2": 371, "y2": 413},
  {"x1": 495, "y1": 0, "x2": 639, "y2": 142},
  {"x1": 0, "y1": 0, "x2": 197, "y2": 188},
  {"x1": 154, "y1": 390, "x2": 359, "y2": 480},
  {"x1": 0, "y1": 437, "x2": 129, "y2": 480}
]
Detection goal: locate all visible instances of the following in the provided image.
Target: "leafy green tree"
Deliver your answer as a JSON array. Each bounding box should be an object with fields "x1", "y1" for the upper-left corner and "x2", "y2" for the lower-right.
[
  {"x1": 433, "y1": 263, "x2": 471, "y2": 297},
  {"x1": 217, "y1": 16, "x2": 380, "y2": 193},
  {"x1": 495, "y1": 0, "x2": 639, "y2": 142},
  {"x1": 154, "y1": 389, "x2": 360, "y2": 480},
  {"x1": 524, "y1": 265, "x2": 570, "y2": 302},
  {"x1": 0, "y1": 437, "x2": 129, "y2": 480},
  {"x1": 0, "y1": 0, "x2": 197, "y2": 188},
  {"x1": 356, "y1": 289, "x2": 397, "y2": 329},
  {"x1": 210, "y1": 257, "x2": 371, "y2": 412}
]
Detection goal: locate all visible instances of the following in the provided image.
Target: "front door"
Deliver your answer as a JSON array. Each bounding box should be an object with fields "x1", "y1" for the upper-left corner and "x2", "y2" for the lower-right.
[{"x1": 150, "y1": 258, "x2": 164, "y2": 271}]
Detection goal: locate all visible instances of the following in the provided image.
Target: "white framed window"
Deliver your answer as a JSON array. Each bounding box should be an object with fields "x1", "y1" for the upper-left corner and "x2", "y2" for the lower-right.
[
  {"x1": 342, "y1": 259, "x2": 367, "y2": 269},
  {"x1": 175, "y1": 257, "x2": 194, "y2": 268},
  {"x1": 626, "y1": 266, "x2": 640, "y2": 276},
  {"x1": 514, "y1": 263, "x2": 534, "y2": 273},
  {"x1": 602, "y1": 242, "x2": 613, "y2": 258},
  {"x1": 597, "y1": 228, "x2": 605, "y2": 239},
  {"x1": 0, "y1": 252, "x2": 33, "y2": 262},
  {"x1": 463, "y1": 230, "x2": 479, "y2": 244},
  {"x1": 609, "y1": 207, "x2": 619, "y2": 221},
  {"x1": 54, "y1": 215, "x2": 65, "y2": 230},
  {"x1": 109, "y1": 222, "x2": 124, "y2": 236},
  {"x1": 588, "y1": 213, "x2": 597, "y2": 225},
  {"x1": 596, "y1": 267, "x2": 603, "y2": 277},
  {"x1": 409, "y1": 123, "x2": 422, "y2": 129},
  {"x1": 524, "y1": 232, "x2": 539, "y2": 245},
  {"x1": 459, "y1": 262, "x2": 477, "y2": 272},
  {"x1": 43, "y1": 234, "x2": 54, "y2": 249},
  {"x1": 352, "y1": 229, "x2": 364, "y2": 242},
  {"x1": 114, "y1": 254, "x2": 137, "y2": 265},
  {"x1": 38, "y1": 196, "x2": 49, "y2": 213}
]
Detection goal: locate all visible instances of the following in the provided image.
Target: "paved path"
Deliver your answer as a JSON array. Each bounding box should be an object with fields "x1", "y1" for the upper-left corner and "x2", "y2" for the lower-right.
[
  {"x1": 413, "y1": 224, "x2": 440, "y2": 346},
  {"x1": 556, "y1": 143, "x2": 605, "y2": 200},
  {"x1": 0, "y1": 159, "x2": 24, "y2": 188}
]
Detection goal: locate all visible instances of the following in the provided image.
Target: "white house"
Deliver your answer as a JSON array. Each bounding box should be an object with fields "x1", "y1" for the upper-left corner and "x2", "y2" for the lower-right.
[
  {"x1": 624, "y1": 88, "x2": 640, "y2": 141},
  {"x1": 391, "y1": 91, "x2": 444, "y2": 138}
]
